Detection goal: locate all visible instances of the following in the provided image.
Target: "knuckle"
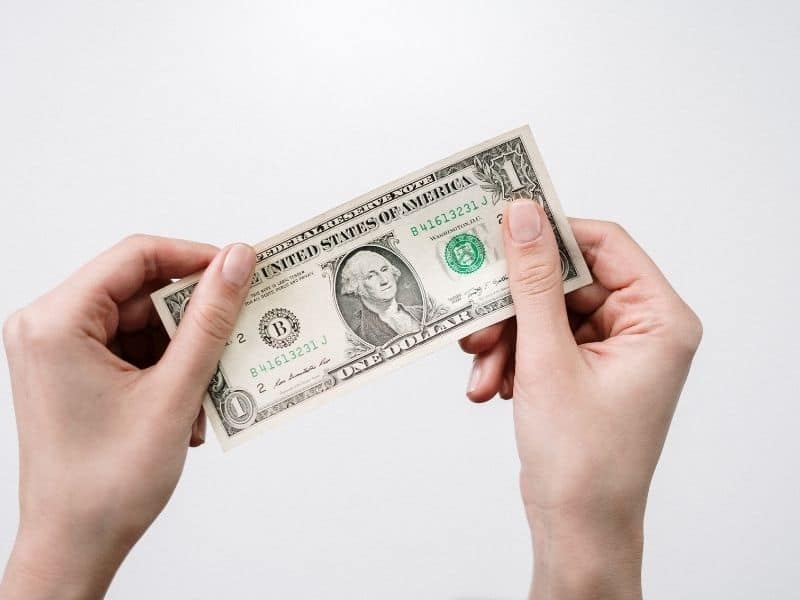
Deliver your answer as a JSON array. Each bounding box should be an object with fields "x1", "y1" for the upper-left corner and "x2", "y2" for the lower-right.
[
  {"x1": 665, "y1": 303, "x2": 703, "y2": 357},
  {"x1": 605, "y1": 221, "x2": 629, "y2": 239},
  {"x1": 609, "y1": 221, "x2": 626, "y2": 234},
  {"x1": 593, "y1": 220, "x2": 631, "y2": 244},
  {"x1": 2, "y1": 310, "x2": 23, "y2": 348},
  {"x1": 189, "y1": 300, "x2": 236, "y2": 343},
  {"x1": 2, "y1": 307, "x2": 52, "y2": 351},
  {"x1": 119, "y1": 233, "x2": 159, "y2": 278},
  {"x1": 512, "y1": 260, "x2": 561, "y2": 297},
  {"x1": 121, "y1": 233, "x2": 152, "y2": 247},
  {"x1": 684, "y1": 307, "x2": 704, "y2": 350}
]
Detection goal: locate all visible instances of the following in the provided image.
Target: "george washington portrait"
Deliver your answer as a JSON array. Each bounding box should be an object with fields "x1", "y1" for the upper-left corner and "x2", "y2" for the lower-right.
[{"x1": 335, "y1": 246, "x2": 424, "y2": 347}]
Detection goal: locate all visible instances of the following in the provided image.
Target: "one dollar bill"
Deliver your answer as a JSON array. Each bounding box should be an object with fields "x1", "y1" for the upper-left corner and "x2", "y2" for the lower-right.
[{"x1": 152, "y1": 126, "x2": 591, "y2": 449}]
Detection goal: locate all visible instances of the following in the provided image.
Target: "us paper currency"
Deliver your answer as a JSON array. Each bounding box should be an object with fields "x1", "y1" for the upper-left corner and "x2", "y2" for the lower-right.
[{"x1": 152, "y1": 126, "x2": 591, "y2": 449}]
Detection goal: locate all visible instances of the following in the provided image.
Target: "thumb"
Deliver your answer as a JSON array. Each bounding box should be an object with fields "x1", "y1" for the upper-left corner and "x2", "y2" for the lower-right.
[
  {"x1": 159, "y1": 243, "x2": 256, "y2": 402},
  {"x1": 503, "y1": 199, "x2": 575, "y2": 363}
]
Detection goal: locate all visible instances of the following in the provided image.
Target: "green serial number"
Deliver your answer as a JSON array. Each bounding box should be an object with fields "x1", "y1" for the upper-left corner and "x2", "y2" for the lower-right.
[
  {"x1": 410, "y1": 197, "x2": 489, "y2": 237},
  {"x1": 249, "y1": 335, "x2": 328, "y2": 377}
]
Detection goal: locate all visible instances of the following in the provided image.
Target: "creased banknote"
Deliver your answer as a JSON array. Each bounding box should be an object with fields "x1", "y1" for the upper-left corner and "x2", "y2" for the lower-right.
[{"x1": 152, "y1": 126, "x2": 591, "y2": 449}]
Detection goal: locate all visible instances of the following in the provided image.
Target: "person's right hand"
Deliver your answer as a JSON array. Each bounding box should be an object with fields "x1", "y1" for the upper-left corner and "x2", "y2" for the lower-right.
[
  {"x1": 459, "y1": 200, "x2": 702, "y2": 599},
  {"x1": 1, "y1": 235, "x2": 255, "y2": 599}
]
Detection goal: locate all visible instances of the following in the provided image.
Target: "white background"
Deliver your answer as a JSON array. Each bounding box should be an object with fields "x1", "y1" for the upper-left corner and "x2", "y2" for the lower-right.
[{"x1": 1, "y1": 1, "x2": 798, "y2": 598}]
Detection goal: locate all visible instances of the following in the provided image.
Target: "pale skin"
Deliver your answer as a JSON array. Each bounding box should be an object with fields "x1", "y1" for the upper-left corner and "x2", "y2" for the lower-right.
[
  {"x1": 461, "y1": 200, "x2": 702, "y2": 599},
  {"x1": 0, "y1": 236, "x2": 257, "y2": 599},
  {"x1": 0, "y1": 202, "x2": 701, "y2": 599}
]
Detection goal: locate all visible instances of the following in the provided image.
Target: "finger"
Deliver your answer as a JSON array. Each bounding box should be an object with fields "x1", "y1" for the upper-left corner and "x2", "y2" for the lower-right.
[
  {"x1": 466, "y1": 330, "x2": 513, "y2": 403},
  {"x1": 68, "y1": 235, "x2": 219, "y2": 304},
  {"x1": 567, "y1": 308, "x2": 584, "y2": 333},
  {"x1": 503, "y1": 199, "x2": 576, "y2": 364},
  {"x1": 118, "y1": 279, "x2": 171, "y2": 333},
  {"x1": 459, "y1": 321, "x2": 507, "y2": 354},
  {"x1": 565, "y1": 281, "x2": 611, "y2": 316},
  {"x1": 158, "y1": 244, "x2": 256, "y2": 405},
  {"x1": 190, "y1": 407, "x2": 206, "y2": 447},
  {"x1": 499, "y1": 324, "x2": 517, "y2": 400},
  {"x1": 573, "y1": 318, "x2": 605, "y2": 346},
  {"x1": 499, "y1": 360, "x2": 515, "y2": 399},
  {"x1": 569, "y1": 219, "x2": 670, "y2": 292}
]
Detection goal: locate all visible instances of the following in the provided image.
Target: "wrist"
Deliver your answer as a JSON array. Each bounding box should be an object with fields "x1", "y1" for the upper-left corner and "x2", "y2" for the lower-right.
[
  {"x1": 1, "y1": 520, "x2": 131, "y2": 600},
  {"x1": 526, "y1": 503, "x2": 644, "y2": 600}
]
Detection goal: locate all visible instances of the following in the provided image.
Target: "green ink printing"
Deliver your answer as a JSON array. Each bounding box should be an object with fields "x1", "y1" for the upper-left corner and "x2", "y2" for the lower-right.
[{"x1": 445, "y1": 233, "x2": 485, "y2": 274}]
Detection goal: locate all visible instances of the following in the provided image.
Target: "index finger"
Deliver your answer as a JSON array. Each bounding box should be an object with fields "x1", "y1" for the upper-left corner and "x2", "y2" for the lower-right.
[
  {"x1": 459, "y1": 320, "x2": 507, "y2": 354},
  {"x1": 569, "y1": 219, "x2": 669, "y2": 291},
  {"x1": 67, "y1": 234, "x2": 219, "y2": 303}
]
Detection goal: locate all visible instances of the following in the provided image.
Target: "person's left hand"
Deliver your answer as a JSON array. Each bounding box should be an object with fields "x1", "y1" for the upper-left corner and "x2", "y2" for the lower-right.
[{"x1": 1, "y1": 235, "x2": 255, "y2": 599}]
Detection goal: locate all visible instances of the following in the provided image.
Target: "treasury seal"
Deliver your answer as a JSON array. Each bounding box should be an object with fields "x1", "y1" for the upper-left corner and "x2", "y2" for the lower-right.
[
  {"x1": 222, "y1": 390, "x2": 257, "y2": 430},
  {"x1": 259, "y1": 308, "x2": 300, "y2": 348},
  {"x1": 445, "y1": 233, "x2": 485, "y2": 275}
]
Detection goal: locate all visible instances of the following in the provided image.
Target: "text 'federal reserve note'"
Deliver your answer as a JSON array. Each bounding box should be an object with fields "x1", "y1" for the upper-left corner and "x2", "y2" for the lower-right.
[{"x1": 152, "y1": 126, "x2": 591, "y2": 449}]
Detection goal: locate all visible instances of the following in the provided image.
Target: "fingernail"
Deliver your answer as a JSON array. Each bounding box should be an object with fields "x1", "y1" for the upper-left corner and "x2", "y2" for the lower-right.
[
  {"x1": 468, "y1": 359, "x2": 481, "y2": 394},
  {"x1": 508, "y1": 200, "x2": 542, "y2": 243},
  {"x1": 221, "y1": 244, "x2": 254, "y2": 287}
]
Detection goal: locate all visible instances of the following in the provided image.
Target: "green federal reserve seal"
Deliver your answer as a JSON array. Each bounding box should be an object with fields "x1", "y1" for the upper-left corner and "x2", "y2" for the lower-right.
[{"x1": 445, "y1": 233, "x2": 485, "y2": 274}]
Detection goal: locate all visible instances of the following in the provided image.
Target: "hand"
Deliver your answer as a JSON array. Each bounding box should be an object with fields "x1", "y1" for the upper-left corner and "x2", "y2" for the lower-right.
[
  {"x1": 1, "y1": 235, "x2": 256, "y2": 599},
  {"x1": 460, "y1": 201, "x2": 702, "y2": 599}
]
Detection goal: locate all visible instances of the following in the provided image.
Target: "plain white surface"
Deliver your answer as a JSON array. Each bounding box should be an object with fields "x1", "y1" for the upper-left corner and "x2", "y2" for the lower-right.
[{"x1": 1, "y1": 1, "x2": 798, "y2": 598}]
